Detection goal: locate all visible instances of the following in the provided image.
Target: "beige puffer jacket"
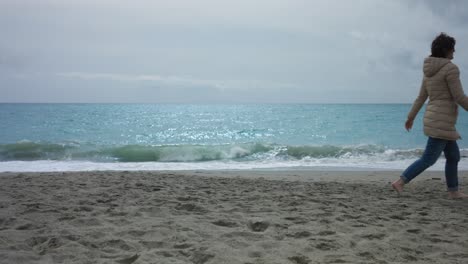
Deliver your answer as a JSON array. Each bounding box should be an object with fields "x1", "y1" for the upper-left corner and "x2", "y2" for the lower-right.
[{"x1": 408, "y1": 57, "x2": 468, "y2": 140}]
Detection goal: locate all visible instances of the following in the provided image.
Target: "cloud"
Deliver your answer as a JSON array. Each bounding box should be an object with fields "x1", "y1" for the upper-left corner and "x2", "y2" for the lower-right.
[
  {"x1": 418, "y1": 0, "x2": 468, "y2": 24},
  {"x1": 56, "y1": 72, "x2": 298, "y2": 92},
  {"x1": 57, "y1": 72, "x2": 164, "y2": 82},
  {"x1": 0, "y1": 54, "x2": 29, "y2": 71},
  {"x1": 1, "y1": 0, "x2": 468, "y2": 103}
]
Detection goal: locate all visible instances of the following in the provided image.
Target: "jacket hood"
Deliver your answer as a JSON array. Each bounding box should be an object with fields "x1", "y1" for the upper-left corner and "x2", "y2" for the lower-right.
[{"x1": 423, "y1": 57, "x2": 451, "y2": 77}]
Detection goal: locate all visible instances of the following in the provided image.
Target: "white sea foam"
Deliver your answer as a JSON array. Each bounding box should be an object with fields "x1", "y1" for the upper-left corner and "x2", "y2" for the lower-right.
[{"x1": 2, "y1": 157, "x2": 467, "y2": 172}]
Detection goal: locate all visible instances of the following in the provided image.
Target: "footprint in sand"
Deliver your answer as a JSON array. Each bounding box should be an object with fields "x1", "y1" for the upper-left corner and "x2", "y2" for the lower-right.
[
  {"x1": 284, "y1": 216, "x2": 309, "y2": 224},
  {"x1": 139, "y1": 240, "x2": 164, "y2": 249},
  {"x1": 173, "y1": 243, "x2": 193, "y2": 249},
  {"x1": 248, "y1": 219, "x2": 270, "y2": 232},
  {"x1": 70, "y1": 217, "x2": 102, "y2": 227},
  {"x1": 286, "y1": 231, "x2": 312, "y2": 239},
  {"x1": 191, "y1": 250, "x2": 215, "y2": 264},
  {"x1": 406, "y1": 229, "x2": 421, "y2": 234},
  {"x1": 77, "y1": 240, "x2": 99, "y2": 249},
  {"x1": 176, "y1": 196, "x2": 194, "y2": 201},
  {"x1": 15, "y1": 222, "x2": 41, "y2": 230},
  {"x1": 27, "y1": 236, "x2": 62, "y2": 255},
  {"x1": 73, "y1": 206, "x2": 94, "y2": 212},
  {"x1": 317, "y1": 231, "x2": 336, "y2": 236},
  {"x1": 0, "y1": 217, "x2": 17, "y2": 230},
  {"x1": 212, "y1": 219, "x2": 238, "y2": 228},
  {"x1": 416, "y1": 218, "x2": 432, "y2": 225},
  {"x1": 123, "y1": 230, "x2": 147, "y2": 237},
  {"x1": 175, "y1": 203, "x2": 206, "y2": 213},
  {"x1": 358, "y1": 251, "x2": 376, "y2": 261},
  {"x1": 389, "y1": 215, "x2": 406, "y2": 220},
  {"x1": 323, "y1": 255, "x2": 350, "y2": 263},
  {"x1": 361, "y1": 233, "x2": 387, "y2": 240},
  {"x1": 428, "y1": 236, "x2": 451, "y2": 243},
  {"x1": 222, "y1": 231, "x2": 263, "y2": 240},
  {"x1": 314, "y1": 240, "x2": 340, "y2": 251},
  {"x1": 247, "y1": 251, "x2": 262, "y2": 258},
  {"x1": 26, "y1": 236, "x2": 49, "y2": 248},
  {"x1": 117, "y1": 254, "x2": 139, "y2": 264},
  {"x1": 99, "y1": 239, "x2": 134, "y2": 251},
  {"x1": 319, "y1": 219, "x2": 332, "y2": 224},
  {"x1": 155, "y1": 251, "x2": 174, "y2": 257},
  {"x1": 403, "y1": 255, "x2": 418, "y2": 261},
  {"x1": 342, "y1": 214, "x2": 361, "y2": 220},
  {"x1": 288, "y1": 255, "x2": 311, "y2": 264},
  {"x1": 360, "y1": 233, "x2": 386, "y2": 240}
]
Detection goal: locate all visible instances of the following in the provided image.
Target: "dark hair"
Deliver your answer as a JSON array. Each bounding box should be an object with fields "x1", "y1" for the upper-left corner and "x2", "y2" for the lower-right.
[{"x1": 431, "y1": 33, "x2": 456, "y2": 58}]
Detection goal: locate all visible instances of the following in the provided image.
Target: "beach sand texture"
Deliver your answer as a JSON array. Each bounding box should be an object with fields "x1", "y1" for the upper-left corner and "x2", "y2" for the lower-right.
[{"x1": 0, "y1": 170, "x2": 467, "y2": 264}]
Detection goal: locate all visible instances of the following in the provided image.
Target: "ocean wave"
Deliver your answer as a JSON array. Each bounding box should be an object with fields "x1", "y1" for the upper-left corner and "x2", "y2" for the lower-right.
[
  {"x1": 0, "y1": 141, "x2": 437, "y2": 163},
  {"x1": 103, "y1": 143, "x2": 272, "y2": 162},
  {"x1": 0, "y1": 141, "x2": 75, "y2": 161},
  {"x1": 0, "y1": 141, "x2": 272, "y2": 162}
]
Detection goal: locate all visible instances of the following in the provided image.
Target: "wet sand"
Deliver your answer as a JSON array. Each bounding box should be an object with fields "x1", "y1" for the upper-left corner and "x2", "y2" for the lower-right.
[{"x1": 0, "y1": 170, "x2": 467, "y2": 264}]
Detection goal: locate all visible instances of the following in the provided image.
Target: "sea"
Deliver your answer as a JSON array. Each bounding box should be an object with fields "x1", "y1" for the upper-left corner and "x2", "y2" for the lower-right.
[{"x1": 2, "y1": 103, "x2": 468, "y2": 172}]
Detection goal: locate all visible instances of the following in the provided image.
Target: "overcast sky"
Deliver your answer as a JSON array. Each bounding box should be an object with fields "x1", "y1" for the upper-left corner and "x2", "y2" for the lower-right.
[{"x1": 1, "y1": 0, "x2": 468, "y2": 103}]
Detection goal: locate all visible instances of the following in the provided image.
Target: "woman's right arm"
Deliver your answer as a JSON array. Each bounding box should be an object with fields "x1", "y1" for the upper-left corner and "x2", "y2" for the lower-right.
[
  {"x1": 407, "y1": 79, "x2": 428, "y2": 121},
  {"x1": 405, "y1": 79, "x2": 427, "y2": 131}
]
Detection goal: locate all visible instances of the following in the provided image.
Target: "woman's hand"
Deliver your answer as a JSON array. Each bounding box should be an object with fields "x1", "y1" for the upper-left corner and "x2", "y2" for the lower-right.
[{"x1": 405, "y1": 118, "x2": 414, "y2": 132}]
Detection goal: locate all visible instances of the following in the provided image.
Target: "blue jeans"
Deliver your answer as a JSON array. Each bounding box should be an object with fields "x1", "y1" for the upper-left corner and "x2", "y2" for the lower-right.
[{"x1": 401, "y1": 137, "x2": 460, "y2": 191}]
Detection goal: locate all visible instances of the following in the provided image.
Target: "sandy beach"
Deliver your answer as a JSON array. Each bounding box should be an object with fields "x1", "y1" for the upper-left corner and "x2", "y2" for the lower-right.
[{"x1": 1, "y1": 170, "x2": 468, "y2": 264}]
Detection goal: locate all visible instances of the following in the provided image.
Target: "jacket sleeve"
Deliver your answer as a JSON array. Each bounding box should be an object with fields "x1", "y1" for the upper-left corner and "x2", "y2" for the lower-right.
[
  {"x1": 446, "y1": 64, "x2": 468, "y2": 111},
  {"x1": 407, "y1": 79, "x2": 428, "y2": 120}
]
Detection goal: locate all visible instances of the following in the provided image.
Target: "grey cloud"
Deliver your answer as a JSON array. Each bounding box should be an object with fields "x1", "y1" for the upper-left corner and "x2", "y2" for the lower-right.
[
  {"x1": 1, "y1": 0, "x2": 468, "y2": 103},
  {"x1": 0, "y1": 54, "x2": 28, "y2": 71},
  {"x1": 391, "y1": 50, "x2": 421, "y2": 71},
  {"x1": 416, "y1": 0, "x2": 468, "y2": 25}
]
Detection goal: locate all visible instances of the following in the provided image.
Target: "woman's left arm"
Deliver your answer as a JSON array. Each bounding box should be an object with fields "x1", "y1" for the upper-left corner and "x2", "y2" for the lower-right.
[{"x1": 447, "y1": 64, "x2": 468, "y2": 110}]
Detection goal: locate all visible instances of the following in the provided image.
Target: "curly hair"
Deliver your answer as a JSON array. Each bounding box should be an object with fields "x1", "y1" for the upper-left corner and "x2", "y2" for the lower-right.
[{"x1": 431, "y1": 33, "x2": 456, "y2": 58}]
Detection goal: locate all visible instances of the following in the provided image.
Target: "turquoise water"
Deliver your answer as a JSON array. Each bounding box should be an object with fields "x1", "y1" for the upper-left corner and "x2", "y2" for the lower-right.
[{"x1": 1, "y1": 103, "x2": 468, "y2": 171}]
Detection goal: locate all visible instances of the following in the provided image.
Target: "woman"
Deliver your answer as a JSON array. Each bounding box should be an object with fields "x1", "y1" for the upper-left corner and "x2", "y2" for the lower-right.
[{"x1": 392, "y1": 33, "x2": 468, "y2": 199}]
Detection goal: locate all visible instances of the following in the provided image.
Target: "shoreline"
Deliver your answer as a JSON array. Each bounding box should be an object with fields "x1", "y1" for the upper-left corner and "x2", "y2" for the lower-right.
[
  {"x1": 1, "y1": 169, "x2": 466, "y2": 182},
  {"x1": 2, "y1": 157, "x2": 468, "y2": 173}
]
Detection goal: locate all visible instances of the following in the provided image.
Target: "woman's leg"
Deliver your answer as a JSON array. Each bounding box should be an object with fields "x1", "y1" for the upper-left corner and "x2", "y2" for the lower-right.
[
  {"x1": 444, "y1": 140, "x2": 460, "y2": 191},
  {"x1": 401, "y1": 137, "x2": 446, "y2": 182},
  {"x1": 444, "y1": 141, "x2": 468, "y2": 198},
  {"x1": 393, "y1": 137, "x2": 446, "y2": 193}
]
